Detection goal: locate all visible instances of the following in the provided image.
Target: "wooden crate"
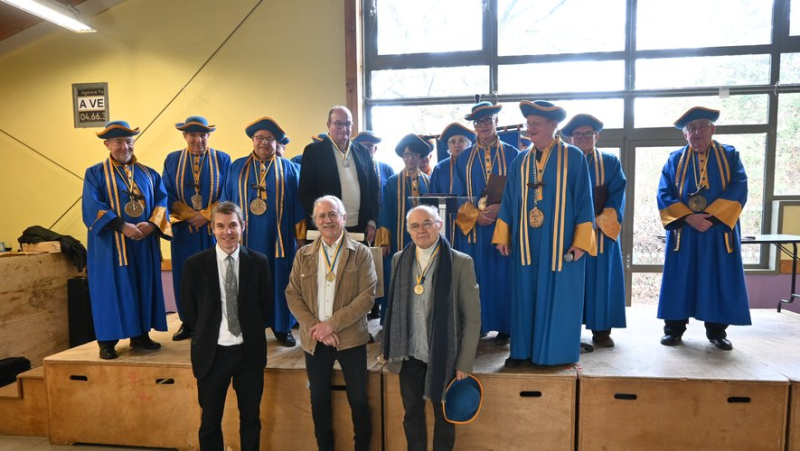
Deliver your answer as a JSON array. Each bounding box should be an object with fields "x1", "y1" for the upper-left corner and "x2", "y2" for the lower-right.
[
  {"x1": 0, "y1": 252, "x2": 78, "y2": 366},
  {"x1": 21, "y1": 241, "x2": 62, "y2": 253},
  {"x1": 44, "y1": 314, "x2": 385, "y2": 451},
  {"x1": 383, "y1": 338, "x2": 577, "y2": 451},
  {"x1": 579, "y1": 377, "x2": 787, "y2": 451},
  {"x1": 577, "y1": 307, "x2": 792, "y2": 451},
  {"x1": 791, "y1": 383, "x2": 800, "y2": 451},
  {"x1": 0, "y1": 366, "x2": 48, "y2": 437}
]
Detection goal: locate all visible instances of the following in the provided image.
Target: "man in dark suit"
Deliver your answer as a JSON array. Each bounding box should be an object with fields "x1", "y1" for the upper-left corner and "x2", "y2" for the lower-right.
[
  {"x1": 298, "y1": 106, "x2": 380, "y2": 243},
  {"x1": 180, "y1": 201, "x2": 273, "y2": 451}
]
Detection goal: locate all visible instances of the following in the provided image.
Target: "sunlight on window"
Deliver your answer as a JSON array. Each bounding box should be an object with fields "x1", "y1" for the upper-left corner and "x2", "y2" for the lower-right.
[
  {"x1": 634, "y1": 96, "x2": 768, "y2": 128},
  {"x1": 779, "y1": 53, "x2": 800, "y2": 83},
  {"x1": 499, "y1": 60, "x2": 624, "y2": 95},
  {"x1": 496, "y1": 98, "x2": 625, "y2": 130},
  {"x1": 376, "y1": 0, "x2": 482, "y2": 55},
  {"x1": 636, "y1": 55, "x2": 770, "y2": 89},
  {"x1": 776, "y1": 93, "x2": 800, "y2": 195},
  {"x1": 371, "y1": 66, "x2": 489, "y2": 100},
  {"x1": 497, "y1": 0, "x2": 625, "y2": 56},
  {"x1": 638, "y1": 0, "x2": 772, "y2": 50}
]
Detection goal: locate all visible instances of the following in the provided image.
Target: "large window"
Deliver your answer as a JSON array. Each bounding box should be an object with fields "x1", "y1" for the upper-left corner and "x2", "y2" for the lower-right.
[{"x1": 363, "y1": 0, "x2": 800, "y2": 305}]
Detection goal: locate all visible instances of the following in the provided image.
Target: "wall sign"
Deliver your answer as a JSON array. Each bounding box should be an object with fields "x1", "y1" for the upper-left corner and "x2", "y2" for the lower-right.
[{"x1": 72, "y1": 83, "x2": 109, "y2": 128}]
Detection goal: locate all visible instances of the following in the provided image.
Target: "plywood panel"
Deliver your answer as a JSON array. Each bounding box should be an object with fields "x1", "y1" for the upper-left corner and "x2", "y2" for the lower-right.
[
  {"x1": 0, "y1": 253, "x2": 79, "y2": 366},
  {"x1": 579, "y1": 377, "x2": 788, "y2": 451},
  {"x1": 0, "y1": 366, "x2": 48, "y2": 437},
  {"x1": 790, "y1": 383, "x2": 800, "y2": 451}
]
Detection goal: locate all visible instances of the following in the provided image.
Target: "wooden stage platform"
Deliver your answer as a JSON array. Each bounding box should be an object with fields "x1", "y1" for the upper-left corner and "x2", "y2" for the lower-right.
[{"x1": 1, "y1": 307, "x2": 797, "y2": 450}]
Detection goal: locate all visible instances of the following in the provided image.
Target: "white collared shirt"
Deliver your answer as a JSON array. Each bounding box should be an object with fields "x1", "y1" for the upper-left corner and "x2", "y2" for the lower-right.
[
  {"x1": 332, "y1": 144, "x2": 361, "y2": 227},
  {"x1": 317, "y1": 234, "x2": 344, "y2": 322},
  {"x1": 215, "y1": 244, "x2": 244, "y2": 346}
]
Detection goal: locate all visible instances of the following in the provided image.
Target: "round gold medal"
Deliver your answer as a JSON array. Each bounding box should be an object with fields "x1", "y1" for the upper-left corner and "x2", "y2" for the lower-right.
[
  {"x1": 477, "y1": 196, "x2": 488, "y2": 211},
  {"x1": 191, "y1": 194, "x2": 203, "y2": 210},
  {"x1": 249, "y1": 198, "x2": 267, "y2": 215},
  {"x1": 124, "y1": 201, "x2": 144, "y2": 218},
  {"x1": 326, "y1": 272, "x2": 335, "y2": 282},
  {"x1": 528, "y1": 208, "x2": 544, "y2": 228},
  {"x1": 688, "y1": 194, "x2": 707, "y2": 213},
  {"x1": 414, "y1": 284, "x2": 425, "y2": 295}
]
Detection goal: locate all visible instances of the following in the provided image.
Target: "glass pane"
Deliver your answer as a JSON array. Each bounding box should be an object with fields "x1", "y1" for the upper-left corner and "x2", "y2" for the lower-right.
[
  {"x1": 634, "y1": 95, "x2": 769, "y2": 128},
  {"x1": 370, "y1": 66, "x2": 489, "y2": 100},
  {"x1": 497, "y1": 0, "x2": 625, "y2": 56},
  {"x1": 370, "y1": 104, "x2": 468, "y2": 172},
  {"x1": 780, "y1": 53, "x2": 800, "y2": 83},
  {"x1": 376, "y1": 0, "x2": 482, "y2": 55},
  {"x1": 636, "y1": 54, "x2": 771, "y2": 89},
  {"x1": 499, "y1": 60, "x2": 625, "y2": 94},
  {"x1": 632, "y1": 146, "x2": 674, "y2": 265},
  {"x1": 792, "y1": 0, "x2": 800, "y2": 36},
  {"x1": 776, "y1": 93, "x2": 800, "y2": 195},
  {"x1": 496, "y1": 98, "x2": 625, "y2": 130},
  {"x1": 631, "y1": 272, "x2": 662, "y2": 306},
  {"x1": 715, "y1": 133, "x2": 765, "y2": 265},
  {"x1": 637, "y1": 0, "x2": 772, "y2": 50}
]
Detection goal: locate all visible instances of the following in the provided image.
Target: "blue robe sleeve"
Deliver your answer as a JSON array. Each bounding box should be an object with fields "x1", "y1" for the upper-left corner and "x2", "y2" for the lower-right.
[
  {"x1": 82, "y1": 164, "x2": 119, "y2": 234},
  {"x1": 595, "y1": 154, "x2": 627, "y2": 241},
  {"x1": 705, "y1": 145, "x2": 747, "y2": 230},
  {"x1": 657, "y1": 151, "x2": 694, "y2": 231}
]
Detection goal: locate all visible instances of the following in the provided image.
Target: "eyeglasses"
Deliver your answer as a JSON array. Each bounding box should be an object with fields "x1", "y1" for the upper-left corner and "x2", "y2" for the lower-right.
[
  {"x1": 570, "y1": 131, "x2": 595, "y2": 139},
  {"x1": 408, "y1": 220, "x2": 437, "y2": 232},
  {"x1": 331, "y1": 121, "x2": 353, "y2": 129},
  {"x1": 402, "y1": 152, "x2": 421, "y2": 160},
  {"x1": 684, "y1": 124, "x2": 710, "y2": 134},
  {"x1": 473, "y1": 117, "x2": 495, "y2": 127},
  {"x1": 315, "y1": 211, "x2": 341, "y2": 222},
  {"x1": 253, "y1": 135, "x2": 276, "y2": 143}
]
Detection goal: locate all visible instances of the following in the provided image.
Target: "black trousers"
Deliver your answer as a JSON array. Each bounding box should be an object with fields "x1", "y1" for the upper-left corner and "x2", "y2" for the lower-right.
[
  {"x1": 305, "y1": 343, "x2": 371, "y2": 451},
  {"x1": 196, "y1": 345, "x2": 264, "y2": 451},
  {"x1": 399, "y1": 358, "x2": 455, "y2": 451},
  {"x1": 664, "y1": 319, "x2": 728, "y2": 340}
]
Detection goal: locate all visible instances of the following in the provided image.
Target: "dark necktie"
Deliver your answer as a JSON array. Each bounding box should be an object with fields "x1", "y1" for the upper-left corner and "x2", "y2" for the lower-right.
[{"x1": 225, "y1": 255, "x2": 241, "y2": 336}]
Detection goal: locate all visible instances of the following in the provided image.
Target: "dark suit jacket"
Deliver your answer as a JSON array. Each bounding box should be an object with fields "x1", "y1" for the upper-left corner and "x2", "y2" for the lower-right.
[
  {"x1": 180, "y1": 246, "x2": 273, "y2": 379},
  {"x1": 298, "y1": 139, "x2": 379, "y2": 232}
]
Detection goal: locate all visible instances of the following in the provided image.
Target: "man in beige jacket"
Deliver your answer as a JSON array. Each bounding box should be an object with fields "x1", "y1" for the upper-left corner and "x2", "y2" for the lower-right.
[{"x1": 285, "y1": 195, "x2": 376, "y2": 451}]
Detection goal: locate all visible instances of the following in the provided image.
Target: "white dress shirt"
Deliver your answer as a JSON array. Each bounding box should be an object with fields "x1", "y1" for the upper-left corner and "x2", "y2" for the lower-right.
[
  {"x1": 317, "y1": 234, "x2": 344, "y2": 322},
  {"x1": 215, "y1": 244, "x2": 244, "y2": 346}
]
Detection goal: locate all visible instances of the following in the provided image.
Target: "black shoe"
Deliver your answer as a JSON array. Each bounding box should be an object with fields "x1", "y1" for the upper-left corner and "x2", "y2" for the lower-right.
[
  {"x1": 504, "y1": 357, "x2": 525, "y2": 368},
  {"x1": 494, "y1": 332, "x2": 510, "y2": 345},
  {"x1": 367, "y1": 304, "x2": 380, "y2": 320},
  {"x1": 660, "y1": 334, "x2": 682, "y2": 346},
  {"x1": 130, "y1": 335, "x2": 161, "y2": 350},
  {"x1": 274, "y1": 331, "x2": 297, "y2": 347},
  {"x1": 709, "y1": 337, "x2": 733, "y2": 351},
  {"x1": 592, "y1": 333, "x2": 615, "y2": 348},
  {"x1": 580, "y1": 341, "x2": 595, "y2": 353},
  {"x1": 172, "y1": 323, "x2": 193, "y2": 341},
  {"x1": 368, "y1": 333, "x2": 375, "y2": 344},
  {"x1": 99, "y1": 346, "x2": 117, "y2": 360}
]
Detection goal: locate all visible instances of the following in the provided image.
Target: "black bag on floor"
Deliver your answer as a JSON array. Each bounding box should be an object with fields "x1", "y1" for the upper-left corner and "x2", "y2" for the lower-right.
[{"x1": 0, "y1": 357, "x2": 31, "y2": 387}]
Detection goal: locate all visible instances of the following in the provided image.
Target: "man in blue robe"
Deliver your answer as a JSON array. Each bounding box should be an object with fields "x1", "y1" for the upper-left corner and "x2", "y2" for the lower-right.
[
  {"x1": 430, "y1": 122, "x2": 475, "y2": 245},
  {"x1": 563, "y1": 114, "x2": 627, "y2": 347},
  {"x1": 375, "y1": 134, "x2": 432, "y2": 320},
  {"x1": 452, "y1": 102, "x2": 519, "y2": 344},
  {"x1": 163, "y1": 116, "x2": 231, "y2": 341},
  {"x1": 353, "y1": 130, "x2": 395, "y2": 319},
  {"x1": 82, "y1": 120, "x2": 173, "y2": 360},
  {"x1": 493, "y1": 101, "x2": 596, "y2": 367},
  {"x1": 657, "y1": 107, "x2": 750, "y2": 351},
  {"x1": 222, "y1": 117, "x2": 306, "y2": 347}
]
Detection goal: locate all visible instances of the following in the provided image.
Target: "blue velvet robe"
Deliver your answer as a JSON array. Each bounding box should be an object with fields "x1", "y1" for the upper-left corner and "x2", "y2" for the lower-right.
[
  {"x1": 430, "y1": 156, "x2": 460, "y2": 245},
  {"x1": 452, "y1": 140, "x2": 519, "y2": 334},
  {"x1": 222, "y1": 154, "x2": 306, "y2": 332},
  {"x1": 493, "y1": 139, "x2": 597, "y2": 365},
  {"x1": 657, "y1": 141, "x2": 750, "y2": 325},
  {"x1": 583, "y1": 149, "x2": 627, "y2": 332},
  {"x1": 375, "y1": 160, "x2": 396, "y2": 207},
  {"x1": 162, "y1": 147, "x2": 230, "y2": 315},
  {"x1": 82, "y1": 157, "x2": 172, "y2": 341},
  {"x1": 375, "y1": 171, "x2": 431, "y2": 319}
]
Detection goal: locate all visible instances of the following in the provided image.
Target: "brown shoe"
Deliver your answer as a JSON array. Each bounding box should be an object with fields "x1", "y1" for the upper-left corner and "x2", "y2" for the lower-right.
[{"x1": 592, "y1": 331, "x2": 615, "y2": 348}]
